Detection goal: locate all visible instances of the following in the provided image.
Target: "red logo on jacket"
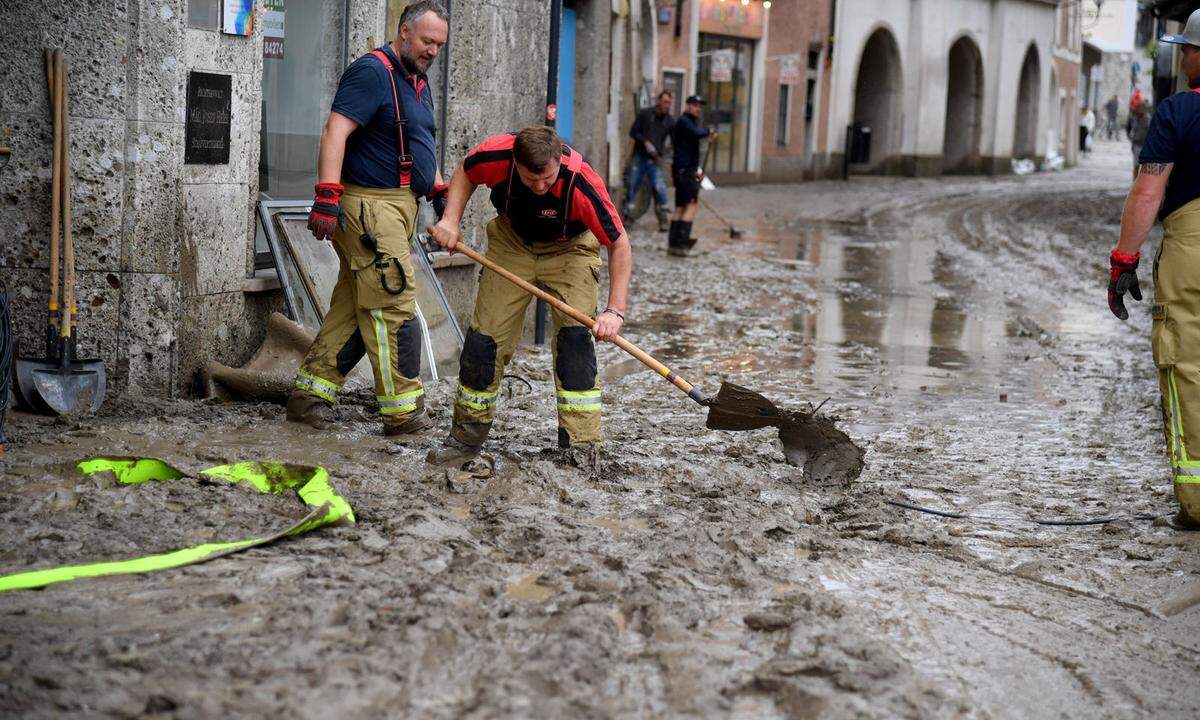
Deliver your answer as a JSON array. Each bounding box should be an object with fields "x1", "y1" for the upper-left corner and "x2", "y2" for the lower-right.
[{"x1": 540, "y1": 209, "x2": 558, "y2": 218}]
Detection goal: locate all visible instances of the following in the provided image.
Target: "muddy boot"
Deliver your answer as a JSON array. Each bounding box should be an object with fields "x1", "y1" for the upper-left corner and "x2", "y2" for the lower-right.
[
  {"x1": 682, "y1": 221, "x2": 698, "y2": 251},
  {"x1": 1175, "y1": 483, "x2": 1200, "y2": 530},
  {"x1": 426, "y1": 435, "x2": 482, "y2": 465},
  {"x1": 286, "y1": 390, "x2": 332, "y2": 429},
  {"x1": 667, "y1": 220, "x2": 687, "y2": 256},
  {"x1": 560, "y1": 442, "x2": 601, "y2": 474},
  {"x1": 656, "y1": 207, "x2": 670, "y2": 232},
  {"x1": 383, "y1": 410, "x2": 432, "y2": 436}
]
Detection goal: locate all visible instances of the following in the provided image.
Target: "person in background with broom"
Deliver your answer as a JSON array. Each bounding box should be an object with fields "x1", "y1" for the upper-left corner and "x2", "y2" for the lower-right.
[
  {"x1": 668, "y1": 95, "x2": 716, "y2": 257},
  {"x1": 425, "y1": 127, "x2": 632, "y2": 470}
]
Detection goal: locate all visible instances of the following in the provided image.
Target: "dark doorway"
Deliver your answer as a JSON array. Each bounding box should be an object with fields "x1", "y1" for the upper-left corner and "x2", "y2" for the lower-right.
[
  {"x1": 851, "y1": 28, "x2": 902, "y2": 173},
  {"x1": 1013, "y1": 44, "x2": 1041, "y2": 160},
  {"x1": 943, "y1": 37, "x2": 983, "y2": 174}
]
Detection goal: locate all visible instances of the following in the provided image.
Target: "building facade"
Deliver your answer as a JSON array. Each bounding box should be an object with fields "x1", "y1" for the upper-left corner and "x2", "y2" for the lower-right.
[
  {"x1": 819, "y1": 0, "x2": 1072, "y2": 176},
  {"x1": 0, "y1": 0, "x2": 626, "y2": 398}
]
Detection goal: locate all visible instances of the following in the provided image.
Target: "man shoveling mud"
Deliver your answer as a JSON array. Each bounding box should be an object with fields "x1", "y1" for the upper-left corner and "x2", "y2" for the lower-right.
[
  {"x1": 287, "y1": 1, "x2": 449, "y2": 436},
  {"x1": 1108, "y1": 8, "x2": 1200, "y2": 529},
  {"x1": 426, "y1": 127, "x2": 632, "y2": 468}
]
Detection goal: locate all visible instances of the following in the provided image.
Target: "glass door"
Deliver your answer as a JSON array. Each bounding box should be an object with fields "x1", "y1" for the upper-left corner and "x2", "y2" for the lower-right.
[
  {"x1": 698, "y1": 33, "x2": 755, "y2": 174},
  {"x1": 259, "y1": 0, "x2": 348, "y2": 199}
]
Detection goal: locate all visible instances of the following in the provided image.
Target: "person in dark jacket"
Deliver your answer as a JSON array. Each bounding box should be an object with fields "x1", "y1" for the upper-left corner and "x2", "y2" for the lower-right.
[
  {"x1": 668, "y1": 95, "x2": 714, "y2": 256},
  {"x1": 625, "y1": 91, "x2": 675, "y2": 231}
]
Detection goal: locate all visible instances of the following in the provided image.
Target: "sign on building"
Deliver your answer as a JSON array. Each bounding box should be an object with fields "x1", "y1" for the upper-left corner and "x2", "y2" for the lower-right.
[
  {"x1": 780, "y1": 54, "x2": 801, "y2": 85},
  {"x1": 711, "y1": 49, "x2": 734, "y2": 83},
  {"x1": 263, "y1": 0, "x2": 285, "y2": 59},
  {"x1": 185, "y1": 72, "x2": 232, "y2": 164},
  {"x1": 222, "y1": 0, "x2": 254, "y2": 36}
]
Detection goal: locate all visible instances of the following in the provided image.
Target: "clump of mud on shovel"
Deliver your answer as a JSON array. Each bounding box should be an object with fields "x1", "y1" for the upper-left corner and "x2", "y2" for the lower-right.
[{"x1": 705, "y1": 382, "x2": 864, "y2": 483}]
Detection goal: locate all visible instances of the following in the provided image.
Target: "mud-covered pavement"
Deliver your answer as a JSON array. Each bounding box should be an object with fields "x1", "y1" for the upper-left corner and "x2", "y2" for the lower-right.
[{"x1": 2, "y1": 140, "x2": 1198, "y2": 718}]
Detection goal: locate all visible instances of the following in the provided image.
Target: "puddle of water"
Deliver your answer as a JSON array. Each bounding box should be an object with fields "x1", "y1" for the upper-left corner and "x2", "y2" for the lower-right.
[{"x1": 589, "y1": 515, "x2": 649, "y2": 540}]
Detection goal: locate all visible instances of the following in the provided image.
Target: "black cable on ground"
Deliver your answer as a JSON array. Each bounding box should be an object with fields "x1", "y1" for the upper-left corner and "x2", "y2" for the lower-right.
[
  {"x1": 885, "y1": 499, "x2": 1161, "y2": 527},
  {"x1": 0, "y1": 279, "x2": 11, "y2": 455}
]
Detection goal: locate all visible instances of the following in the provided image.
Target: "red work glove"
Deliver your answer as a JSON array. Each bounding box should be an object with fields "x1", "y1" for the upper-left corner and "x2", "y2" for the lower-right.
[
  {"x1": 1108, "y1": 248, "x2": 1142, "y2": 321},
  {"x1": 308, "y1": 182, "x2": 344, "y2": 241},
  {"x1": 426, "y1": 183, "x2": 449, "y2": 220}
]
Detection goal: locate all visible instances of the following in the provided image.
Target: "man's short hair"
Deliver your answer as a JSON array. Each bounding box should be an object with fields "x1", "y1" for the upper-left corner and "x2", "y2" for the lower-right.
[
  {"x1": 514, "y1": 127, "x2": 563, "y2": 172},
  {"x1": 658, "y1": 90, "x2": 673, "y2": 101},
  {"x1": 399, "y1": 0, "x2": 449, "y2": 34}
]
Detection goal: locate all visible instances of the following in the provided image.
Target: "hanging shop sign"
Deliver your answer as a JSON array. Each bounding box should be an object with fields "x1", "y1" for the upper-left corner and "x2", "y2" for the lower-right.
[
  {"x1": 711, "y1": 49, "x2": 734, "y2": 83},
  {"x1": 184, "y1": 71, "x2": 232, "y2": 164},
  {"x1": 698, "y1": 0, "x2": 764, "y2": 39},
  {"x1": 263, "y1": 0, "x2": 285, "y2": 59},
  {"x1": 222, "y1": 0, "x2": 255, "y2": 36},
  {"x1": 780, "y1": 54, "x2": 801, "y2": 85}
]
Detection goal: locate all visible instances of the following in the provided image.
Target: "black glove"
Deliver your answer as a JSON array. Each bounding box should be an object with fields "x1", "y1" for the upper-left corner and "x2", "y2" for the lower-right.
[
  {"x1": 427, "y1": 184, "x2": 449, "y2": 220},
  {"x1": 1108, "y1": 248, "x2": 1142, "y2": 321}
]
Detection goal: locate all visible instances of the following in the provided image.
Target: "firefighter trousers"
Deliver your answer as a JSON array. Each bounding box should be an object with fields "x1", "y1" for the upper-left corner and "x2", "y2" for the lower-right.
[
  {"x1": 294, "y1": 184, "x2": 425, "y2": 429},
  {"x1": 1152, "y1": 196, "x2": 1200, "y2": 527},
  {"x1": 451, "y1": 218, "x2": 603, "y2": 448}
]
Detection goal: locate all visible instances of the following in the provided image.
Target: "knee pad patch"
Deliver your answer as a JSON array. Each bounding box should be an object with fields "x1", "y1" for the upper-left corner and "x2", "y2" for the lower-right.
[
  {"x1": 555, "y1": 326, "x2": 597, "y2": 391},
  {"x1": 336, "y1": 329, "x2": 366, "y2": 376},
  {"x1": 395, "y1": 318, "x2": 423, "y2": 379},
  {"x1": 459, "y1": 327, "x2": 498, "y2": 390}
]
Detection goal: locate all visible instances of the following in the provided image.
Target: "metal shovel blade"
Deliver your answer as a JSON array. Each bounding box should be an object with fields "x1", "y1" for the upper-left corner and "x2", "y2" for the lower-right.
[
  {"x1": 28, "y1": 358, "x2": 106, "y2": 415},
  {"x1": 14, "y1": 357, "x2": 55, "y2": 414},
  {"x1": 705, "y1": 382, "x2": 864, "y2": 482}
]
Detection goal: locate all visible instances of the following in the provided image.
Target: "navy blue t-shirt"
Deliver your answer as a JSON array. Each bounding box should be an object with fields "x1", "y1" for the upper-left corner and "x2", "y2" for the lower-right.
[
  {"x1": 672, "y1": 112, "x2": 710, "y2": 169},
  {"x1": 1138, "y1": 88, "x2": 1200, "y2": 221},
  {"x1": 332, "y1": 45, "x2": 437, "y2": 195}
]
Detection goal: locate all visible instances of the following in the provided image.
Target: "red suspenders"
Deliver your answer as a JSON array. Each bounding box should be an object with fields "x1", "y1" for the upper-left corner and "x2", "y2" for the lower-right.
[{"x1": 368, "y1": 49, "x2": 415, "y2": 187}]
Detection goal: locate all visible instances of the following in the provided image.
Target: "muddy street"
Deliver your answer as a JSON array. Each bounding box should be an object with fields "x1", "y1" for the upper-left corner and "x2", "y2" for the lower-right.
[{"x1": 2, "y1": 141, "x2": 1198, "y2": 718}]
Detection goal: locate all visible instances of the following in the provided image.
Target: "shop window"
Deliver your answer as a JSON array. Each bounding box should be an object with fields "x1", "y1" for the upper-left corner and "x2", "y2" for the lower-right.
[
  {"x1": 259, "y1": 0, "x2": 348, "y2": 199},
  {"x1": 187, "y1": 0, "x2": 220, "y2": 30},
  {"x1": 776, "y1": 84, "x2": 790, "y2": 146}
]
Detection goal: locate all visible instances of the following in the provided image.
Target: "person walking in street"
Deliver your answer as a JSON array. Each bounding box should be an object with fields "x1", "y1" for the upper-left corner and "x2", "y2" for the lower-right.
[
  {"x1": 1105, "y1": 94, "x2": 1120, "y2": 140},
  {"x1": 1080, "y1": 106, "x2": 1095, "y2": 155},
  {"x1": 1127, "y1": 98, "x2": 1151, "y2": 181},
  {"x1": 1107, "y1": 8, "x2": 1200, "y2": 530},
  {"x1": 625, "y1": 91, "x2": 675, "y2": 232},
  {"x1": 425, "y1": 127, "x2": 632, "y2": 469},
  {"x1": 287, "y1": 0, "x2": 450, "y2": 436},
  {"x1": 668, "y1": 95, "x2": 715, "y2": 257}
]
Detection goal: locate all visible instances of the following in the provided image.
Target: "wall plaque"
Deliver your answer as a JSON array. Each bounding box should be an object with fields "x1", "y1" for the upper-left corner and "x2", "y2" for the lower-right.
[{"x1": 185, "y1": 71, "x2": 232, "y2": 164}]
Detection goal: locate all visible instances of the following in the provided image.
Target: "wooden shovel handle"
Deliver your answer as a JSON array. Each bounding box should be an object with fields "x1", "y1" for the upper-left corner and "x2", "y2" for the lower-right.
[
  {"x1": 46, "y1": 49, "x2": 61, "y2": 329},
  {"x1": 439, "y1": 234, "x2": 707, "y2": 406},
  {"x1": 58, "y1": 53, "x2": 74, "y2": 340}
]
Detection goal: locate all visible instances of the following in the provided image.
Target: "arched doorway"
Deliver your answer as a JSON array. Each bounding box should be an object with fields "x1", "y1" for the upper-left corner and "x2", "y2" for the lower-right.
[
  {"x1": 852, "y1": 28, "x2": 903, "y2": 173},
  {"x1": 943, "y1": 36, "x2": 983, "y2": 174},
  {"x1": 1048, "y1": 67, "x2": 1061, "y2": 159},
  {"x1": 1013, "y1": 44, "x2": 1040, "y2": 160}
]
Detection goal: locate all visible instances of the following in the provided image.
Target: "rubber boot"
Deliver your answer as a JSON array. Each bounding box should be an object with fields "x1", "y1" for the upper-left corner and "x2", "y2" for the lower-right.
[
  {"x1": 683, "y1": 221, "x2": 698, "y2": 251},
  {"x1": 426, "y1": 435, "x2": 482, "y2": 465},
  {"x1": 383, "y1": 411, "x2": 432, "y2": 436},
  {"x1": 656, "y1": 207, "x2": 670, "y2": 232},
  {"x1": 1176, "y1": 484, "x2": 1200, "y2": 530},
  {"x1": 667, "y1": 220, "x2": 683, "y2": 254},
  {"x1": 560, "y1": 442, "x2": 601, "y2": 475},
  {"x1": 286, "y1": 390, "x2": 332, "y2": 429},
  {"x1": 669, "y1": 221, "x2": 691, "y2": 257}
]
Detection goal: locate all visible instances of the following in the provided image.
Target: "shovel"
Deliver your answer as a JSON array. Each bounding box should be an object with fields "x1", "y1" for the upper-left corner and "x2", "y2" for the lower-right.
[
  {"x1": 437, "y1": 237, "x2": 863, "y2": 480},
  {"x1": 16, "y1": 51, "x2": 106, "y2": 415},
  {"x1": 697, "y1": 139, "x2": 743, "y2": 239}
]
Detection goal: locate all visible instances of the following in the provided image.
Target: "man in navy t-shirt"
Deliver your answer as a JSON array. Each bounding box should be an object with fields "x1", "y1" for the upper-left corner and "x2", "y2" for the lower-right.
[
  {"x1": 288, "y1": 0, "x2": 448, "y2": 438},
  {"x1": 1108, "y1": 8, "x2": 1200, "y2": 529}
]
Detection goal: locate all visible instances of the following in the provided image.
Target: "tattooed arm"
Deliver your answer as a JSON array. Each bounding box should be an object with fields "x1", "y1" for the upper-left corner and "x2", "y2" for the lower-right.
[{"x1": 1116, "y1": 162, "x2": 1173, "y2": 256}]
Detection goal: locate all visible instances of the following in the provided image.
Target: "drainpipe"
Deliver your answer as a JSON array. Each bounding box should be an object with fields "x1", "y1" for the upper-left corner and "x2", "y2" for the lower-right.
[
  {"x1": 439, "y1": 0, "x2": 452, "y2": 173},
  {"x1": 535, "y1": 0, "x2": 563, "y2": 345}
]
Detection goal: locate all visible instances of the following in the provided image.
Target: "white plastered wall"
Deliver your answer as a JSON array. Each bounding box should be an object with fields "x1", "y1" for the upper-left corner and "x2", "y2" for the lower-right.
[{"x1": 825, "y1": 0, "x2": 1058, "y2": 167}]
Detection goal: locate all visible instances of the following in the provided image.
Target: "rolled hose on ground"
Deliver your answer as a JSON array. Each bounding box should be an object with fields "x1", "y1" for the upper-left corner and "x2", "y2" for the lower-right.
[{"x1": 885, "y1": 499, "x2": 1162, "y2": 527}]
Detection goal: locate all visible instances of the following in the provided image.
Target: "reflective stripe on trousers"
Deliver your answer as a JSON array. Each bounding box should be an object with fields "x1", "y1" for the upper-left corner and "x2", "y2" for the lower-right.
[
  {"x1": 296, "y1": 370, "x2": 341, "y2": 403},
  {"x1": 557, "y1": 389, "x2": 601, "y2": 412}
]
